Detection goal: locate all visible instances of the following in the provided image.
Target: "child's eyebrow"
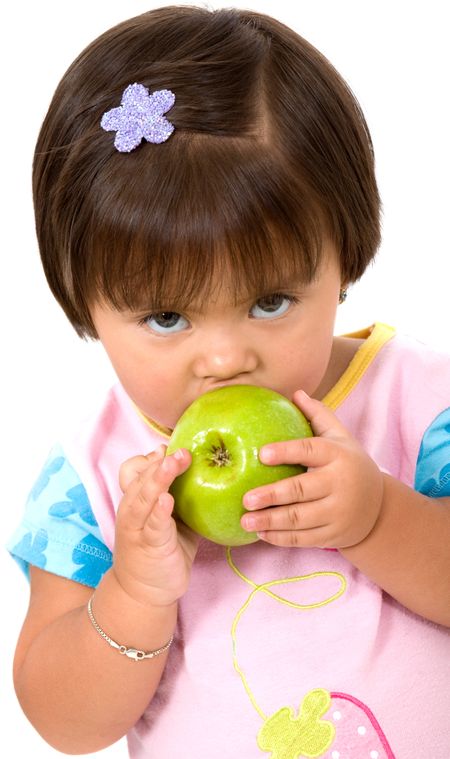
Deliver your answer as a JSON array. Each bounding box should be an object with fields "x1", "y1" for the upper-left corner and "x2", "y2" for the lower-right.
[
  {"x1": 192, "y1": 283, "x2": 310, "y2": 314},
  {"x1": 123, "y1": 277, "x2": 312, "y2": 316}
]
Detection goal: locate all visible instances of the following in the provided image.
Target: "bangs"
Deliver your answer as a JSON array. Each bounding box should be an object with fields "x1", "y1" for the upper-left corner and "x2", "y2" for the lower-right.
[{"x1": 83, "y1": 133, "x2": 329, "y2": 313}]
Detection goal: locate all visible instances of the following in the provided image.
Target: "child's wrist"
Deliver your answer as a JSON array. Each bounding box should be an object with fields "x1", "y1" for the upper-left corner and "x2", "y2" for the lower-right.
[
  {"x1": 87, "y1": 595, "x2": 174, "y2": 661},
  {"x1": 91, "y1": 568, "x2": 178, "y2": 653},
  {"x1": 110, "y1": 559, "x2": 182, "y2": 608}
]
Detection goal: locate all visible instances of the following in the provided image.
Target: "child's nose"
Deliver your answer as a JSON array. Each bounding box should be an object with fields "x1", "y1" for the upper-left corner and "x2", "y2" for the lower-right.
[{"x1": 194, "y1": 330, "x2": 258, "y2": 381}]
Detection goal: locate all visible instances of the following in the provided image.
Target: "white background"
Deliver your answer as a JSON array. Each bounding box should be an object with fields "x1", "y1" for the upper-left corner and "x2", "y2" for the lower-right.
[{"x1": 1, "y1": 1, "x2": 448, "y2": 756}]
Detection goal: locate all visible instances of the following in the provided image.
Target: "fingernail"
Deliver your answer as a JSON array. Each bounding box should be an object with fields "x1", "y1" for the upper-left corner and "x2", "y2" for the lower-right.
[
  {"x1": 161, "y1": 456, "x2": 172, "y2": 472},
  {"x1": 173, "y1": 449, "x2": 184, "y2": 461},
  {"x1": 244, "y1": 493, "x2": 260, "y2": 508},
  {"x1": 259, "y1": 446, "x2": 275, "y2": 464},
  {"x1": 242, "y1": 515, "x2": 256, "y2": 530}
]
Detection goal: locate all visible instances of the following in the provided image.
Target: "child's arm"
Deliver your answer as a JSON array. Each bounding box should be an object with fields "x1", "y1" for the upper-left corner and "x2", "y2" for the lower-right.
[
  {"x1": 241, "y1": 391, "x2": 450, "y2": 627},
  {"x1": 339, "y1": 473, "x2": 450, "y2": 625},
  {"x1": 13, "y1": 446, "x2": 198, "y2": 754}
]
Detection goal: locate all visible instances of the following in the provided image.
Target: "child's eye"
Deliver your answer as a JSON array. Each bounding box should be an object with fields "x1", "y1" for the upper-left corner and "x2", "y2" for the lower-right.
[
  {"x1": 249, "y1": 294, "x2": 299, "y2": 319},
  {"x1": 141, "y1": 311, "x2": 190, "y2": 334}
]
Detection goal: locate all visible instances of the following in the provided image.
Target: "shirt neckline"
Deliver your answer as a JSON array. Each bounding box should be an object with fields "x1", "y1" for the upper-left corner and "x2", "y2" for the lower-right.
[{"x1": 322, "y1": 322, "x2": 395, "y2": 410}]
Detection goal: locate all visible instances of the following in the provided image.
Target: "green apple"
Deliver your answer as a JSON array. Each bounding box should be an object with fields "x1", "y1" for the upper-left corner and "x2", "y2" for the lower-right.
[{"x1": 166, "y1": 385, "x2": 313, "y2": 546}]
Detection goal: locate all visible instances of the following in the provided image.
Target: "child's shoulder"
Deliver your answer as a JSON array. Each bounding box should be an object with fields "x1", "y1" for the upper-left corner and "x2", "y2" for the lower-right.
[
  {"x1": 386, "y1": 325, "x2": 450, "y2": 364},
  {"x1": 378, "y1": 325, "x2": 450, "y2": 404},
  {"x1": 324, "y1": 322, "x2": 449, "y2": 413},
  {"x1": 353, "y1": 323, "x2": 450, "y2": 429},
  {"x1": 332, "y1": 323, "x2": 450, "y2": 486},
  {"x1": 342, "y1": 321, "x2": 450, "y2": 401}
]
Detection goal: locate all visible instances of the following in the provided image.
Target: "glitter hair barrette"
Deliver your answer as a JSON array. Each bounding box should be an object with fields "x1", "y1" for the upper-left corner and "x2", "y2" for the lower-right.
[{"x1": 101, "y1": 83, "x2": 175, "y2": 152}]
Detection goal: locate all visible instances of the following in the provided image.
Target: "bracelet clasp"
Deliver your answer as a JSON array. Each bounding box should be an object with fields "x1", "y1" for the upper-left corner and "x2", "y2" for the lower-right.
[{"x1": 120, "y1": 646, "x2": 146, "y2": 661}]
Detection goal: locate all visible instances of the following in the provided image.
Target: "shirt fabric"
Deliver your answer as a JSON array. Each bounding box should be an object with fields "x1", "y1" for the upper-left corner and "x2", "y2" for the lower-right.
[{"x1": 7, "y1": 323, "x2": 450, "y2": 758}]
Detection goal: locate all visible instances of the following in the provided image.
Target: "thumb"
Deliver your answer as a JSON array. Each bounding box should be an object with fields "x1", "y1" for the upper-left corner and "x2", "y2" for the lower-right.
[{"x1": 292, "y1": 389, "x2": 349, "y2": 440}]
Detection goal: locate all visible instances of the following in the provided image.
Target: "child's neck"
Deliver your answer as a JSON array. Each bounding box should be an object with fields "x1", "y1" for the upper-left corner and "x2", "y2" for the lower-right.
[{"x1": 313, "y1": 335, "x2": 365, "y2": 400}]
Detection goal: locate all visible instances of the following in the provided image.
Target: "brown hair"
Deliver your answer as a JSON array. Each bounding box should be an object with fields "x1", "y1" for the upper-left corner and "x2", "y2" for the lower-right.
[{"x1": 33, "y1": 5, "x2": 381, "y2": 338}]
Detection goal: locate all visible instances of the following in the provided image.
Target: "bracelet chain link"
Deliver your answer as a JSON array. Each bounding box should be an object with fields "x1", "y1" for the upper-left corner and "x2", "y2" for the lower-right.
[{"x1": 87, "y1": 595, "x2": 174, "y2": 662}]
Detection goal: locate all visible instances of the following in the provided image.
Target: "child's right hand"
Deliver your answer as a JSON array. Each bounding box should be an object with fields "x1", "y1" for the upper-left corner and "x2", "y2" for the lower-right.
[{"x1": 112, "y1": 445, "x2": 200, "y2": 609}]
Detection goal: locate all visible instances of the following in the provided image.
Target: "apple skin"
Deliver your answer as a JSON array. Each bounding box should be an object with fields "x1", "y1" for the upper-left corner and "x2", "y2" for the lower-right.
[{"x1": 166, "y1": 385, "x2": 313, "y2": 546}]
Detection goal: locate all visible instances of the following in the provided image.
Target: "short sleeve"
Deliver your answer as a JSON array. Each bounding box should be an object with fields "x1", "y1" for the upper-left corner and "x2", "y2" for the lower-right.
[
  {"x1": 6, "y1": 444, "x2": 113, "y2": 588},
  {"x1": 414, "y1": 408, "x2": 450, "y2": 498}
]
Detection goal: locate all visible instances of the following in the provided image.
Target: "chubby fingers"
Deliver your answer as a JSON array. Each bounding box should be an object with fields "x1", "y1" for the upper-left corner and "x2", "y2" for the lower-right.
[
  {"x1": 241, "y1": 500, "x2": 330, "y2": 542},
  {"x1": 292, "y1": 390, "x2": 350, "y2": 440},
  {"x1": 242, "y1": 468, "x2": 328, "y2": 533},
  {"x1": 118, "y1": 446, "x2": 191, "y2": 531},
  {"x1": 119, "y1": 443, "x2": 166, "y2": 492},
  {"x1": 249, "y1": 393, "x2": 351, "y2": 486},
  {"x1": 243, "y1": 466, "x2": 328, "y2": 511},
  {"x1": 256, "y1": 434, "x2": 331, "y2": 472}
]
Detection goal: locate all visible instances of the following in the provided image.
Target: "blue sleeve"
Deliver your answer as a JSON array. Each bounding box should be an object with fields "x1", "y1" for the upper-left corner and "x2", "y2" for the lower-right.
[
  {"x1": 6, "y1": 444, "x2": 113, "y2": 588},
  {"x1": 415, "y1": 408, "x2": 450, "y2": 498}
]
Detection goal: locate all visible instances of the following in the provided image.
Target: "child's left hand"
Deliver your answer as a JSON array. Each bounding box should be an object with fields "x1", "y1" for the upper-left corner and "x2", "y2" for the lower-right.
[{"x1": 241, "y1": 389, "x2": 384, "y2": 549}]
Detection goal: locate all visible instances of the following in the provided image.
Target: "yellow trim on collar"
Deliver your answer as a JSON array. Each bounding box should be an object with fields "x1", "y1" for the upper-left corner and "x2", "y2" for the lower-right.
[
  {"x1": 322, "y1": 322, "x2": 395, "y2": 410},
  {"x1": 134, "y1": 404, "x2": 172, "y2": 439}
]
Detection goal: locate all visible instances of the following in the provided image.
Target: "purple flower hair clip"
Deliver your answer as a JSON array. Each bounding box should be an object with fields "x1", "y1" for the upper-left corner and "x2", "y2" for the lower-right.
[{"x1": 100, "y1": 83, "x2": 175, "y2": 152}]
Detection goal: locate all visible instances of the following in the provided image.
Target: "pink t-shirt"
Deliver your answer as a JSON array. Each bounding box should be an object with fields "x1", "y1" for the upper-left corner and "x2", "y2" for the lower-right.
[{"x1": 8, "y1": 324, "x2": 450, "y2": 757}]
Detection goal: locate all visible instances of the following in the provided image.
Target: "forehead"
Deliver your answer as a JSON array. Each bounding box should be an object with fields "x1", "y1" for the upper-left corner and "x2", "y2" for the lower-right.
[
  {"x1": 127, "y1": 256, "x2": 310, "y2": 313},
  {"x1": 128, "y1": 242, "x2": 338, "y2": 316}
]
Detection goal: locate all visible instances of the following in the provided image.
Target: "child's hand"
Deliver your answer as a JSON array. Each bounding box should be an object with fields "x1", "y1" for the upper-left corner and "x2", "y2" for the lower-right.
[
  {"x1": 113, "y1": 445, "x2": 200, "y2": 608},
  {"x1": 241, "y1": 390, "x2": 384, "y2": 549}
]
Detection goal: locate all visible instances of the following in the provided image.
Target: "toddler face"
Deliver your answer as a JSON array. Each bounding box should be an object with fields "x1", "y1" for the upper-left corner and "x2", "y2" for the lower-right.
[{"x1": 91, "y1": 245, "x2": 342, "y2": 430}]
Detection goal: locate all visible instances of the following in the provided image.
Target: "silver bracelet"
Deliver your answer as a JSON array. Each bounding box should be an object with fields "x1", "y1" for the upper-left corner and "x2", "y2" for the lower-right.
[{"x1": 87, "y1": 595, "x2": 174, "y2": 662}]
